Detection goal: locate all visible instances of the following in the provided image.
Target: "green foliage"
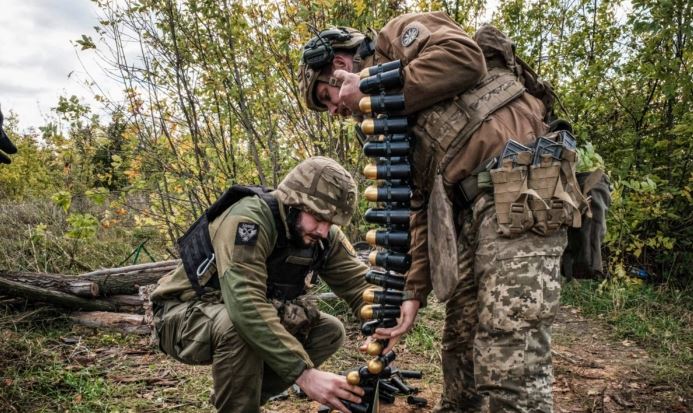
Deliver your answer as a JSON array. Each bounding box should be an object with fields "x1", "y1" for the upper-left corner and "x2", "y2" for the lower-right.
[
  {"x1": 65, "y1": 213, "x2": 99, "y2": 240},
  {"x1": 3, "y1": 1, "x2": 690, "y2": 287}
]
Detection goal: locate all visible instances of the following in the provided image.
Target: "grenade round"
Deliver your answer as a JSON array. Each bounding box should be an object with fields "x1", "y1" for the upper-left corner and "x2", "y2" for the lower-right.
[
  {"x1": 361, "y1": 318, "x2": 397, "y2": 335},
  {"x1": 359, "y1": 94, "x2": 405, "y2": 114},
  {"x1": 366, "y1": 340, "x2": 385, "y2": 356},
  {"x1": 359, "y1": 60, "x2": 402, "y2": 78},
  {"x1": 367, "y1": 351, "x2": 397, "y2": 374},
  {"x1": 359, "y1": 68, "x2": 404, "y2": 94},
  {"x1": 369, "y1": 251, "x2": 411, "y2": 272},
  {"x1": 378, "y1": 390, "x2": 396, "y2": 404},
  {"x1": 342, "y1": 400, "x2": 369, "y2": 413},
  {"x1": 363, "y1": 140, "x2": 410, "y2": 157},
  {"x1": 346, "y1": 370, "x2": 363, "y2": 385},
  {"x1": 373, "y1": 133, "x2": 409, "y2": 142},
  {"x1": 363, "y1": 289, "x2": 404, "y2": 306},
  {"x1": 361, "y1": 117, "x2": 409, "y2": 135},
  {"x1": 378, "y1": 380, "x2": 400, "y2": 395},
  {"x1": 365, "y1": 270, "x2": 406, "y2": 290},
  {"x1": 364, "y1": 208, "x2": 410, "y2": 226},
  {"x1": 364, "y1": 185, "x2": 411, "y2": 204},
  {"x1": 363, "y1": 162, "x2": 411, "y2": 180},
  {"x1": 360, "y1": 305, "x2": 401, "y2": 320},
  {"x1": 366, "y1": 230, "x2": 410, "y2": 250}
]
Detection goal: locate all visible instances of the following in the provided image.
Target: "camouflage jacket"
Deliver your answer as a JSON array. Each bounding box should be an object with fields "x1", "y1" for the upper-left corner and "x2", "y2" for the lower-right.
[
  {"x1": 151, "y1": 194, "x2": 369, "y2": 382},
  {"x1": 357, "y1": 12, "x2": 548, "y2": 304}
]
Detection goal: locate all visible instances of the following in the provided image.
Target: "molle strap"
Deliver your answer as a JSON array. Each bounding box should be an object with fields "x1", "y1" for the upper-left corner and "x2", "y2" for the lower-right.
[{"x1": 439, "y1": 68, "x2": 526, "y2": 174}]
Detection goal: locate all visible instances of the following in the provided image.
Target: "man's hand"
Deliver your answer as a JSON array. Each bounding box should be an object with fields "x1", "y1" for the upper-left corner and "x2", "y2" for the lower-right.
[
  {"x1": 295, "y1": 368, "x2": 365, "y2": 413},
  {"x1": 333, "y1": 69, "x2": 365, "y2": 115},
  {"x1": 371, "y1": 299, "x2": 421, "y2": 353}
]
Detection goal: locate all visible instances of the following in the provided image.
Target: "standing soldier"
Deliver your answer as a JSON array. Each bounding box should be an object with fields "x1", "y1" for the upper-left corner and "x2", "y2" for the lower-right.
[
  {"x1": 298, "y1": 12, "x2": 572, "y2": 413},
  {"x1": 151, "y1": 157, "x2": 367, "y2": 413}
]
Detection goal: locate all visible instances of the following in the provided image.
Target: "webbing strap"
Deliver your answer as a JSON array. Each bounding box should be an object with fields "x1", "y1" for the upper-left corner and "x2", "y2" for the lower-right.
[{"x1": 439, "y1": 68, "x2": 526, "y2": 173}]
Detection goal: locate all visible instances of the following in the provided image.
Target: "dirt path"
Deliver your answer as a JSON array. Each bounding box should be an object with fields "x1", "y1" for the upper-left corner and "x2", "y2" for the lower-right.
[
  {"x1": 3, "y1": 303, "x2": 689, "y2": 412},
  {"x1": 552, "y1": 307, "x2": 689, "y2": 413}
]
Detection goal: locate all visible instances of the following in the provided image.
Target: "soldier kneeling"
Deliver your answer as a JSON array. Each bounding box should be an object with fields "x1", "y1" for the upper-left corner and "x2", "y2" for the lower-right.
[{"x1": 151, "y1": 157, "x2": 369, "y2": 413}]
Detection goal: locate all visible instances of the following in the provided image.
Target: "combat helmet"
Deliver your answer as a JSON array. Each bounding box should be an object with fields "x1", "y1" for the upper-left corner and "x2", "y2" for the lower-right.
[
  {"x1": 275, "y1": 156, "x2": 358, "y2": 226},
  {"x1": 298, "y1": 27, "x2": 366, "y2": 112}
]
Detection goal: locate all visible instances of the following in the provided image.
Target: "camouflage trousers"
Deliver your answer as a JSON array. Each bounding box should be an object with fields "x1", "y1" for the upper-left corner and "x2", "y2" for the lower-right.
[
  {"x1": 433, "y1": 194, "x2": 566, "y2": 413},
  {"x1": 154, "y1": 299, "x2": 345, "y2": 413}
]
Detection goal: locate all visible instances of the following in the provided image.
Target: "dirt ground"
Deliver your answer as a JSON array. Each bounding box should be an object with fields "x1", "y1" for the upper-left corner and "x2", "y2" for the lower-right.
[
  {"x1": 260, "y1": 305, "x2": 691, "y2": 413},
  {"x1": 4, "y1": 303, "x2": 688, "y2": 412}
]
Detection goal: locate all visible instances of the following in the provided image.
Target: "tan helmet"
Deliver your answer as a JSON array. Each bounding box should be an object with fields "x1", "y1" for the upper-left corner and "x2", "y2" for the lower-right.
[
  {"x1": 275, "y1": 156, "x2": 358, "y2": 225},
  {"x1": 298, "y1": 27, "x2": 366, "y2": 112}
]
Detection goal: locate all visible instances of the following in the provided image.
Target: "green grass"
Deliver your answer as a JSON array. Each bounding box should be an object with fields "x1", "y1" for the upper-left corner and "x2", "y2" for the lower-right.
[{"x1": 561, "y1": 279, "x2": 693, "y2": 387}]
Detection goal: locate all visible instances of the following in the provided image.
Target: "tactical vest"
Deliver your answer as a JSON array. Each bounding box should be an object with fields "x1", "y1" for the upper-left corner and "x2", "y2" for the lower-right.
[{"x1": 177, "y1": 185, "x2": 328, "y2": 300}]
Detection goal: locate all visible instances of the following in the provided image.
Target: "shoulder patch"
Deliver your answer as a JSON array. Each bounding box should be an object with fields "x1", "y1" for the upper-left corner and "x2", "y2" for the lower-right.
[
  {"x1": 401, "y1": 26, "x2": 419, "y2": 47},
  {"x1": 340, "y1": 236, "x2": 357, "y2": 258},
  {"x1": 235, "y1": 222, "x2": 259, "y2": 245}
]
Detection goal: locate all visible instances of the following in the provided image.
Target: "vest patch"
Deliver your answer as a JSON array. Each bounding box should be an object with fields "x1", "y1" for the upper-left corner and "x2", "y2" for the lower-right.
[
  {"x1": 401, "y1": 27, "x2": 419, "y2": 47},
  {"x1": 235, "y1": 222, "x2": 259, "y2": 245}
]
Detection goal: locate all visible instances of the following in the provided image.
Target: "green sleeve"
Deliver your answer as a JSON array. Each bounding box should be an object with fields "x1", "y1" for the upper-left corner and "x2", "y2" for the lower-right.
[
  {"x1": 211, "y1": 199, "x2": 314, "y2": 382},
  {"x1": 319, "y1": 227, "x2": 370, "y2": 318}
]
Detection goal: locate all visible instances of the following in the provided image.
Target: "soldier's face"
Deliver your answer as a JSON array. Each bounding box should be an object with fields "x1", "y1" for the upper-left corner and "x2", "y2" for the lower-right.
[
  {"x1": 316, "y1": 82, "x2": 352, "y2": 117},
  {"x1": 295, "y1": 211, "x2": 330, "y2": 246}
]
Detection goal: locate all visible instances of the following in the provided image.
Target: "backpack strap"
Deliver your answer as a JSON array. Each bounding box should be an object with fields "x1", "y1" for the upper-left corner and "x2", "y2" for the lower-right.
[{"x1": 178, "y1": 185, "x2": 286, "y2": 297}]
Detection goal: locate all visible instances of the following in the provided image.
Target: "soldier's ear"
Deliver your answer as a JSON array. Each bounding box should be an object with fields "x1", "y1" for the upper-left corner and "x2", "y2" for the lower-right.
[{"x1": 332, "y1": 54, "x2": 353, "y2": 72}]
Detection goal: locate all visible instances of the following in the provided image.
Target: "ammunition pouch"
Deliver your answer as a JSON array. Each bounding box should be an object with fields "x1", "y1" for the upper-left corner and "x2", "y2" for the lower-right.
[
  {"x1": 490, "y1": 132, "x2": 591, "y2": 238},
  {"x1": 272, "y1": 297, "x2": 320, "y2": 342}
]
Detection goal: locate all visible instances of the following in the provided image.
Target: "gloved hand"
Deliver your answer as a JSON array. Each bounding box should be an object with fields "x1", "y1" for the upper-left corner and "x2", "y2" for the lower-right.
[{"x1": 0, "y1": 109, "x2": 17, "y2": 164}]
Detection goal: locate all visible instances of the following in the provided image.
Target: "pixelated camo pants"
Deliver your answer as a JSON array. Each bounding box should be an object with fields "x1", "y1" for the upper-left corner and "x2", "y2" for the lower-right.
[{"x1": 433, "y1": 194, "x2": 566, "y2": 413}]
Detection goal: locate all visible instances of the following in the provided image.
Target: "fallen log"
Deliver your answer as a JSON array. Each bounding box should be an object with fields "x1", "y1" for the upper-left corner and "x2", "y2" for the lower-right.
[
  {"x1": 78, "y1": 260, "x2": 179, "y2": 295},
  {"x1": 0, "y1": 260, "x2": 179, "y2": 311},
  {"x1": 0, "y1": 272, "x2": 100, "y2": 297},
  {"x1": 71, "y1": 311, "x2": 151, "y2": 335},
  {"x1": 0, "y1": 277, "x2": 118, "y2": 311}
]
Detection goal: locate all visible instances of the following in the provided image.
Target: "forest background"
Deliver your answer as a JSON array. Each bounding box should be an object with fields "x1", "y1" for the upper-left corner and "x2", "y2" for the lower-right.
[{"x1": 0, "y1": 0, "x2": 690, "y2": 410}]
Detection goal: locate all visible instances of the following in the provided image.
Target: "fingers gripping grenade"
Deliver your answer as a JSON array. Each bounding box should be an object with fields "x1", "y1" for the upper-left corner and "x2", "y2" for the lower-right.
[{"x1": 321, "y1": 61, "x2": 426, "y2": 413}]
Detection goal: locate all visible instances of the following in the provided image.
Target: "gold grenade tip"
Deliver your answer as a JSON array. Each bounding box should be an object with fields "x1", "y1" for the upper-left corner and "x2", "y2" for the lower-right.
[
  {"x1": 367, "y1": 358, "x2": 384, "y2": 374},
  {"x1": 363, "y1": 164, "x2": 377, "y2": 180},
  {"x1": 361, "y1": 119, "x2": 375, "y2": 134},
  {"x1": 359, "y1": 97, "x2": 372, "y2": 113},
  {"x1": 362, "y1": 289, "x2": 376, "y2": 304},
  {"x1": 360, "y1": 305, "x2": 374, "y2": 320},
  {"x1": 368, "y1": 250, "x2": 378, "y2": 266},
  {"x1": 364, "y1": 186, "x2": 378, "y2": 202},
  {"x1": 366, "y1": 341, "x2": 383, "y2": 356},
  {"x1": 346, "y1": 370, "x2": 361, "y2": 385},
  {"x1": 365, "y1": 230, "x2": 377, "y2": 246}
]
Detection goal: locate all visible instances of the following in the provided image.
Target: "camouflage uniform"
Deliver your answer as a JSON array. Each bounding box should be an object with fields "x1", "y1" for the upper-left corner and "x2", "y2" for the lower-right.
[
  {"x1": 151, "y1": 157, "x2": 370, "y2": 412},
  {"x1": 298, "y1": 13, "x2": 568, "y2": 413}
]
